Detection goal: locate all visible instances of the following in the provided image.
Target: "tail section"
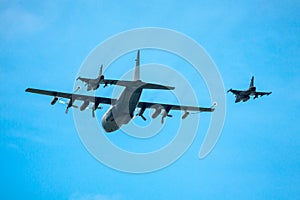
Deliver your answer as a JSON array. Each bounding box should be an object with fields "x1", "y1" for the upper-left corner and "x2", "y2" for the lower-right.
[
  {"x1": 111, "y1": 50, "x2": 175, "y2": 90},
  {"x1": 133, "y1": 50, "x2": 140, "y2": 81},
  {"x1": 249, "y1": 76, "x2": 254, "y2": 88},
  {"x1": 99, "y1": 65, "x2": 103, "y2": 76}
]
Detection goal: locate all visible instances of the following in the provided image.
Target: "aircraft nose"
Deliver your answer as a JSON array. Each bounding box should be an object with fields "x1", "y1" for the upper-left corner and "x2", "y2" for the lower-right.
[{"x1": 101, "y1": 115, "x2": 119, "y2": 133}]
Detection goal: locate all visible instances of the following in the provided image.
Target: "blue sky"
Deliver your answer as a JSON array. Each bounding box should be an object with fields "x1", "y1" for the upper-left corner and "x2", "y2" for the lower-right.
[{"x1": 1, "y1": 0, "x2": 300, "y2": 199}]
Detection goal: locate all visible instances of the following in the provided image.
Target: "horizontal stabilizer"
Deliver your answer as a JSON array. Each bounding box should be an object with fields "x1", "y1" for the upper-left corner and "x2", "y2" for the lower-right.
[
  {"x1": 103, "y1": 80, "x2": 175, "y2": 90},
  {"x1": 141, "y1": 83, "x2": 175, "y2": 90}
]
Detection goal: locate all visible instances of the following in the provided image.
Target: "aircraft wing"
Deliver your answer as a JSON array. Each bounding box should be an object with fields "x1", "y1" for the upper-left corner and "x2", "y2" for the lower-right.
[
  {"x1": 135, "y1": 101, "x2": 215, "y2": 122},
  {"x1": 26, "y1": 87, "x2": 213, "y2": 121},
  {"x1": 25, "y1": 88, "x2": 116, "y2": 116},
  {"x1": 26, "y1": 88, "x2": 115, "y2": 104},
  {"x1": 77, "y1": 77, "x2": 92, "y2": 84},
  {"x1": 102, "y1": 79, "x2": 175, "y2": 90},
  {"x1": 253, "y1": 91, "x2": 272, "y2": 99},
  {"x1": 227, "y1": 89, "x2": 242, "y2": 95},
  {"x1": 137, "y1": 101, "x2": 214, "y2": 112}
]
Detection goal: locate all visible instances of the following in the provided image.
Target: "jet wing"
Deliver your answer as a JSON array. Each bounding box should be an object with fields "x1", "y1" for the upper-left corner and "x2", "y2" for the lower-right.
[
  {"x1": 76, "y1": 77, "x2": 92, "y2": 84},
  {"x1": 253, "y1": 91, "x2": 272, "y2": 99},
  {"x1": 227, "y1": 89, "x2": 242, "y2": 95}
]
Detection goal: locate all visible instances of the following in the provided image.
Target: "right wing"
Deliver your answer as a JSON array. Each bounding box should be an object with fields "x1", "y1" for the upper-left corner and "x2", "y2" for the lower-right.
[
  {"x1": 136, "y1": 100, "x2": 215, "y2": 123},
  {"x1": 253, "y1": 91, "x2": 272, "y2": 99}
]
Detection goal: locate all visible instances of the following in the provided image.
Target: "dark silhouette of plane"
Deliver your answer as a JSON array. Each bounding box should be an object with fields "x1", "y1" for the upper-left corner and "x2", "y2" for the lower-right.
[
  {"x1": 26, "y1": 50, "x2": 215, "y2": 132},
  {"x1": 227, "y1": 76, "x2": 272, "y2": 103}
]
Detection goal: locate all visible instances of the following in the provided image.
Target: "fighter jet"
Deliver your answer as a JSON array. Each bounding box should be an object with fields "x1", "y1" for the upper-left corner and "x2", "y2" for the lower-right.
[
  {"x1": 76, "y1": 65, "x2": 104, "y2": 91},
  {"x1": 26, "y1": 50, "x2": 215, "y2": 133},
  {"x1": 227, "y1": 76, "x2": 272, "y2": 103}
]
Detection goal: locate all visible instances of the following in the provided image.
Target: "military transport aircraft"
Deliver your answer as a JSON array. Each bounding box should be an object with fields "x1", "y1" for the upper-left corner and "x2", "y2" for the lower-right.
[
  {"x1": 26, "y1": 50, "x2": 215, "y2": 132},
  {"x1": 227, "y1": 76, "x2": 272, "y2": 103}
]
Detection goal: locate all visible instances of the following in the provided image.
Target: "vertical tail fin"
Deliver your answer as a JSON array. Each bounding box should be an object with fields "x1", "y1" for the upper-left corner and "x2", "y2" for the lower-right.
[
  {"x1": 249, "y1": 76, "x2": 254, "y2": 88},
  {"x1": 133, "y1": 50, "x2": 140, "y2": 81},
  {"x1": 99, "y1": 64, "x2": 103, "y2": 76}
]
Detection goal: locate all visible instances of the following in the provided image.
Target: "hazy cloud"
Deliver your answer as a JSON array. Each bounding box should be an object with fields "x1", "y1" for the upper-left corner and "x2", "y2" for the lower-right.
[{"x1": 0, "y1": 2, "x2": 44, "y2": 38}]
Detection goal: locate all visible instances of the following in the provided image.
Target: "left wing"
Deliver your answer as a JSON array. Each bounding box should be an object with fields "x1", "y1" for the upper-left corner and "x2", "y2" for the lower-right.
[
  {"x1": 253, "y1": 91, "x2": 272, "y2": 99},
  {"x1": 25, "y1": 88, "x2": 116, "y2": 117},
  {"x1": 227, "y1": 89, "x2": 243, "y2": 95},
  {"x1": 77, "y1": 77, "x2": 91, "y2": 83},
  {"x1": 136, "y1": 101, "x2": 215, "y2": 123}
]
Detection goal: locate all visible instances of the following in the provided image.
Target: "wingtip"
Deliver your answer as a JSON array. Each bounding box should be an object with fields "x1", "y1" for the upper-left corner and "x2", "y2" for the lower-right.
[{"x1": 210, "y1": 102, "x2": 217, "y2": 111}]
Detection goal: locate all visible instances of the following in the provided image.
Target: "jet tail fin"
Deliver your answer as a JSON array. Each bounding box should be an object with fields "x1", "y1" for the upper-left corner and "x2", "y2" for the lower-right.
[
  {"x1": 249, "y1": 76, "x2": 254, "y2": 88},
  {"x1": 133, "y1": 50, "x2": 140, "y2": 81}
]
